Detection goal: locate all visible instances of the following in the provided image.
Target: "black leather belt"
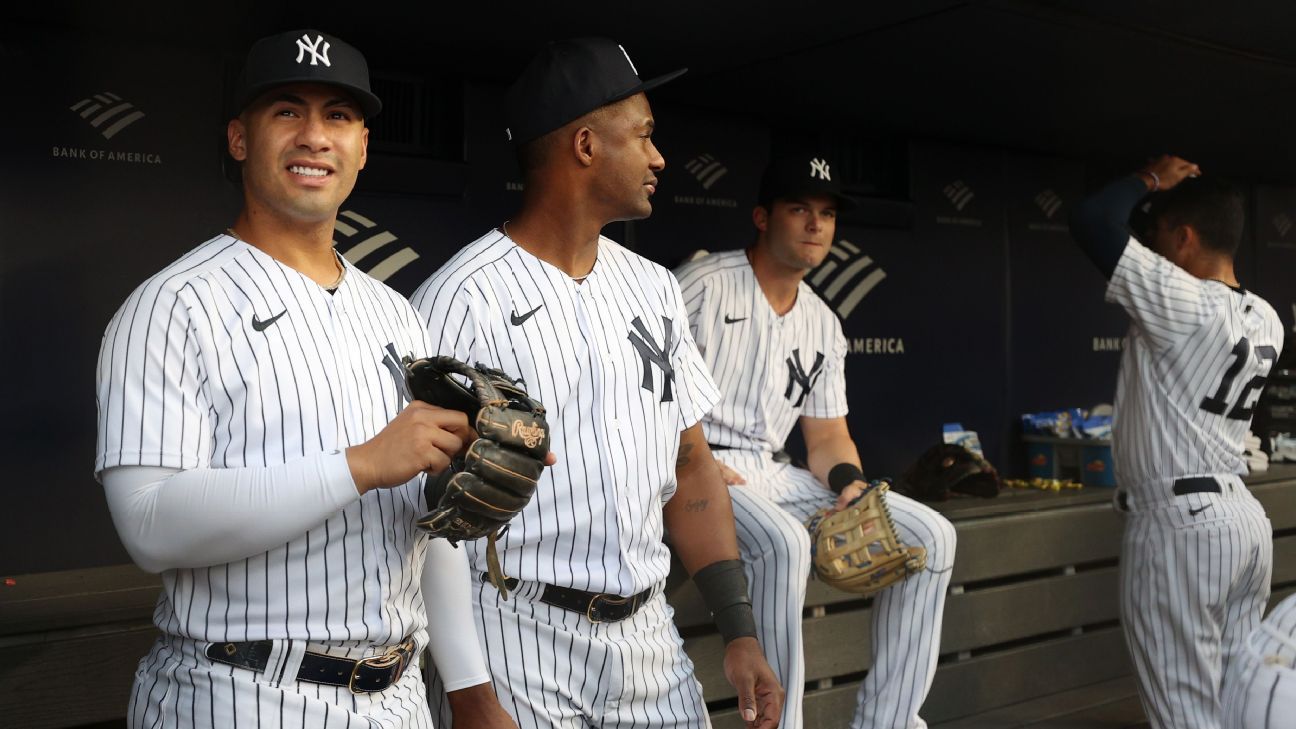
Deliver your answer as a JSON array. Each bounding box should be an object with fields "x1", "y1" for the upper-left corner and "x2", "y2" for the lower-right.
[
  {"x1": 1117, "y1": 476, "x2": 1230, "y2": 512},
  {"x1": 205, "y1": 637, "x2": 417, "y2": 693},
  {"x1": 1172, "y1": 476, "x2": 1224, "y2": 496},
  {"x1": 487, "y1": 575, "x2": 653, "y2": 623}
]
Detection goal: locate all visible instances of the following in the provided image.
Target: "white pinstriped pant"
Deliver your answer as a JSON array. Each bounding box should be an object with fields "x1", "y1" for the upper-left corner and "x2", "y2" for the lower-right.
[
  {"x1": 1119, "y1": 479, "x2": 1272, "y2": 729},
  {"x1": 718, "y1": 451, "x2": 957, "y2": 729},
  {"x1": 127, "y1": 633, "x2": 434, "y2": 728},
  {"x1": 1221, "y1": 620, "x2": 1296, "y2": 729},
  {"x1": 431, "y1": 577, "x2": 711, "y2": 729}
]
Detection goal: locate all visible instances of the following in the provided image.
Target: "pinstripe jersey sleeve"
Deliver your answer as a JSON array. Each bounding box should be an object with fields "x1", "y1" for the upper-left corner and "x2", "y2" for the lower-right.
[
  {"x1": 1106, "y1": 237, "x2": 1211, "y2": 350},
  {"x1": 676, "y1": 261, "x2": 715, "y2": 360},
  {"x1": 96, "y1": 277, "x2": 212, "y2": 476},
  {"x1": 801, "y1": 305, "x2": 850, "y2": 419},
  {"x1": 417, "y1": 280, "x2": 482, "y2": 364},
  {"x1": 667, "y1": 273, "x2": 721, "y2": 430}
]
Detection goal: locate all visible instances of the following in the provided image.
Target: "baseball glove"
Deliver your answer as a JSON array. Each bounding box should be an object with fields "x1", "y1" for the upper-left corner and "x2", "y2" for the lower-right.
[
  {"x1": 893, "y1": 443, "x2": 1001, "y2": 502},
  {"x1": 402, "y1": 355, "x2": 550, "y2": 598},
  {"x1": 806, "y1": 479, "x2": 927, "y2": 596}
]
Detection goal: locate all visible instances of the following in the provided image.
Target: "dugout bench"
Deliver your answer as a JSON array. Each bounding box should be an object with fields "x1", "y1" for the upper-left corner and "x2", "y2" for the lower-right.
[
  {"x1": 3, "y1": 465, "x2": 1296, "y2": 728},
  {"x1": 670, "y1": 465, "x2": 1296, "y2": 729}
]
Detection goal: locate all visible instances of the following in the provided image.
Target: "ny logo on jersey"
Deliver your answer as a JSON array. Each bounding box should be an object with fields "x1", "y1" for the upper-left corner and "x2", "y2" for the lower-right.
[
  {"x1": 810, "y1": 158, "x2": 831, "y2": 181},
  {"x1": 628, "y1": 315, "x2": 676, "y2": 403},
  {"x1": 785, "y1": 349, "x2": 825, "y2": 406},
  {"x1": 295, "y1": 34, "x2": 331, "y2": 66}
]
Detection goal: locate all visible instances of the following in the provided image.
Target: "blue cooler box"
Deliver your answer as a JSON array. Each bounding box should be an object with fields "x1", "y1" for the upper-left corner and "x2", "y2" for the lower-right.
[
  {"x1": 1080, "y1": 443, "x2": 1116, "y2": 487},
  {"x1": 1027, "y1": 440, "x2": 1055, "y2": 479},
  {"x1": 1022, "y1": 436, "x2": 1113, "y2": 486}
]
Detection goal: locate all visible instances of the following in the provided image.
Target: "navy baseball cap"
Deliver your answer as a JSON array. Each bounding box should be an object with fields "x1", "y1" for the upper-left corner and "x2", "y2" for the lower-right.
[
  {"x1": 506, "y1": 37, "x2": 686, "y2": 144},
  {"x1": 758, "y1": 153, "x2": 857, "y2": 210},
  {"x1": 232, "y1": 29, "x2": 382, "y2": 119}
]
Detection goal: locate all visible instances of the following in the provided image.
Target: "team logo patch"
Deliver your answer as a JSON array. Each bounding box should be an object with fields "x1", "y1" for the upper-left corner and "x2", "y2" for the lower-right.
[
  {"x1": 295, "y1": 34, "x2": 331, "y2": 66},
  {"x1": 628, "y1": 315, "x2": 676, "y2": 403},
  {"x1": 785, "y1": 348, "x2": 825, "y2": 406},
  {"x1": 809, "y1": 157, "x2": 831, "y2": 181}
]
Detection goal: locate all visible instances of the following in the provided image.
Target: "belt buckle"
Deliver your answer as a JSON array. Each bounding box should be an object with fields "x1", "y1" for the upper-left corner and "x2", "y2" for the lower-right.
[
  {"x1": 586, "y1": 593, "x2": 630, "y2": 624},
  {"x1": 348, "y1": 641, "x2": 412, "y2": 694}
]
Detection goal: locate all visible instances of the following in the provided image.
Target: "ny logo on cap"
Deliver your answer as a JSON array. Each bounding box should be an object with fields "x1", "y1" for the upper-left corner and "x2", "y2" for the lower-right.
[
  {"x1": 809, "y1": 158, "x2": 831, "y2": 181},
  {"x1": 295, "y1": 34, "x2": 332, "y2": 67}
]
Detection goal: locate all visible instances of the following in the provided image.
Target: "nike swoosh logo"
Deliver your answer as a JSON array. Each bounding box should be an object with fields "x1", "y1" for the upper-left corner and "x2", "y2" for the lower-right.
[
  {"x1": 724, "y1": 315, "x2": 747, "y2": 324},
  {"x1": 251, "y1": 310, "x2": 288, "y2": 332},
  {"x1": 1188, "y1": 504, "x2": 1213, "y2": 517},
  {"x1": 510, "y1": 304, "x2": 543, "y2": 326}
]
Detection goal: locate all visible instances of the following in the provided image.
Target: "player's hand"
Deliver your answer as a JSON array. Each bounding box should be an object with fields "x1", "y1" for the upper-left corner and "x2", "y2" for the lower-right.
[
  {"x1": 1138, "y1": 155, "x2": 1201, "y2": 192},
  {"x1": 718, "y1": 461, "x2": 747, "y2": 486},
  {"x1": 832, "y1": 481, "x2": 867, "y2": 513},
  {"x1": 446, "y1": 683, "x2": 519, "y2": 729},
  {"x1": 723, "y1": 636, "x2": 784, "y2": 728},
  {"x1": 346, "y1": 401, "x2": 473, "y2": 494}
]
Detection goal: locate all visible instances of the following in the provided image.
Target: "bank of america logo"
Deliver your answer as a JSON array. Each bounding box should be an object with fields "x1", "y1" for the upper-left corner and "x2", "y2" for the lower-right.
[
  {"x1": 943, "y1": 180, "x2": 975, "y2": 211},
  {"x1": 1035, "y1": 189, "x2": 1063, "y2": 219},
  {"x1": 334, "y1": 210, "x2": 419, "y2": 282},
  {"x1": 684, "y1": 154, "x2": 728, "y2": 189},
  {"x1": 1274, "y1": 213, "x2": 1292, "y2": 238},
  {"x1": 807, "y1": 239, "x2": 886, "y2": 319},
  {"x1": 69, "y1": 92, "x2": 145, "y2": 139}
]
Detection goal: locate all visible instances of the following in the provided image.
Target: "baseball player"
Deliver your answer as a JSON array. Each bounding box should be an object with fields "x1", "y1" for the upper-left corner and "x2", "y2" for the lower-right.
[
  {"x1": 411, "y1": 38, "x2": 783, "y2": 728},
  {"x1": 1069, "y1": 156, "x2": 1284, "y2": 729},
  {"x1": 95, "y1": 30, "x2": 517, "y2": 728},
  {"x1": 673, "y1": 152, "x2": 958, "y2": 729},
  {"x1": 1221, "y1": 592, "x2": 1296, "y2": 728}
]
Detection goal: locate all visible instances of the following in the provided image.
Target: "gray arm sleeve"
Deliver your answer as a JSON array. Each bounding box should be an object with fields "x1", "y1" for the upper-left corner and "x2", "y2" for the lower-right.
[{"x1": 101, "y1": 452, "x2": 359, "y2": 573}]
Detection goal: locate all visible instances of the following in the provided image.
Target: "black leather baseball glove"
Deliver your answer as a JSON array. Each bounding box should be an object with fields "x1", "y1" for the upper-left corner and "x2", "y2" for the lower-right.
[
  {"x1": 893, "y1": 443, "x2": 1001, "y2": 502},
  {"x1": 402, "y1": 355, "x2": 550, "y2": 596}
]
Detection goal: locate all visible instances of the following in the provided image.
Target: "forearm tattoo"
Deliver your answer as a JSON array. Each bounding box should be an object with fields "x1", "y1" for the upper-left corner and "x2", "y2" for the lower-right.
[
  {"x1": 676, "y1": 442, "x2": 694, "y2": 469},
  {"x1": 684, "y1": 498, "x2": 709, "y2": 513}
]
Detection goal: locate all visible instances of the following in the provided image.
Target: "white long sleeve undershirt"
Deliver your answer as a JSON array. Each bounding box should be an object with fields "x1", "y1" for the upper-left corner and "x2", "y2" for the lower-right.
[
  {"x1": 101, "y1": 456, "x2": 489, "y2": 690},
  {"x1": 102, "y1": 453, "x2": 358, "y2": 573}
]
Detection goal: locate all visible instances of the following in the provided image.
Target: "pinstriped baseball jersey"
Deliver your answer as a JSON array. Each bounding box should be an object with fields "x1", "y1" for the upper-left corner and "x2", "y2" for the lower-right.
[
  {"x1": 96, "y1": 233, "x2": 433, "y2": 646},
  {"x1": 409, "y1": 230, "x2": 720, "y2": 596},
  {"x1": 674, "y1": 250, "x2": 848, "y2": 454},
  {"x1": 675, "y1": 249, "x2": 955, "y2": 729},
  {"x1": 1107, "y1": 237, "x2": 1285, "y2": 492}
]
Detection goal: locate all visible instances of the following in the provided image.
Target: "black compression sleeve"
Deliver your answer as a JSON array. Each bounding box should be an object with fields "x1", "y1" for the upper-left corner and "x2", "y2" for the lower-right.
[
  {"x1": 693, "y1": 559, "x2": 758, "y2": 644},
  {"x1": 827, "y1": 463, "x2": 865, "y2": 494},
  {"x1": 1067, "y1": 174, "x2": 1150, "y2": 280}
]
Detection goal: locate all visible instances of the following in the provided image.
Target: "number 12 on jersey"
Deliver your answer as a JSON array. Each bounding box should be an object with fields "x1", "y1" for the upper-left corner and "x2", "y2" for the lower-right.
[{"x1": 1200, "y1": 336, "x2": 1278, "y2": 420}]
